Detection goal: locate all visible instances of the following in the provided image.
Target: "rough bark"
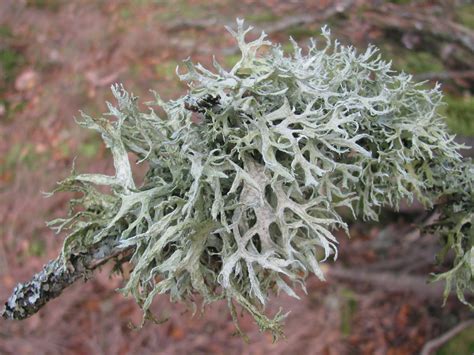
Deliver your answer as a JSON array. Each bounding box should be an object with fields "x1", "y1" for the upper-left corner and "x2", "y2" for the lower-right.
[
  {"x1": 1, "y1": 237, "x2": 130, "y2": 321},
  {"x1": 1, "y1": 93, "x2": 214, "y2": 321}
]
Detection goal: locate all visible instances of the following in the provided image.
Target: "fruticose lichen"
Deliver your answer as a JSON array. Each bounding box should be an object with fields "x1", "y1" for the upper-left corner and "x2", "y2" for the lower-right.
[{"x1": 48, "y1": 20, "x2": 473, "y2": 338}]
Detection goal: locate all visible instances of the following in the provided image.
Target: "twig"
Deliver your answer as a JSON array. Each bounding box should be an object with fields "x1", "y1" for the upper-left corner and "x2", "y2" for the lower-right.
[
  {"x1": 166, "y1": 0, "x2": 356, "y2": 34},
  {"x1": 414, "y1": 70, "x2": 474, "y2": 81},
  {"x1": 1, "y1": 237, "x2": 131, "y2": 320},
  {"x1": 0, "y1": 240, "x2": 8, "y2": 275},
  {"x1": 420, "y1": 319, "x2": 474, "y2": 355},
  {"x1": 365, "y1": 5, "x2": 474, "y2": 54},
  {"x1": 166, "y1": 18, "x2": 221, "y2": 32},
  {"x1": 262, "y1": 0, "x2": 355, "y2": 34},
  {"x1": 365, "y1": 250, "x2": 434, "y2": 273},
  {"x1": 328, "y1": 267, "x2": 445, "y2": 299}
]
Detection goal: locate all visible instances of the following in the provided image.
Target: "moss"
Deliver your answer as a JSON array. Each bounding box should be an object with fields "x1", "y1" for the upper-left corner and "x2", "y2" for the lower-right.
[
  {"x1": 456, "y1": 4, "x2": 474, "y2": 30},
  {"x1": 442, "y1": 96, "x2": 474, "y2": 137},
  {"x1": 0, "y1": 48, "x2": 24, "y2": 86},
  {"x1": 281, "y1": 42, "x2": 294, "y2": 54},
  {"x1": 120, "y1": 8, "x2": 132, "y2": 20},
  {"x1": 379, "y1": 42, "x2": 444, "y2": 75},
  {"x1": 437, "y1": 325, "x2": 474, "y2": 355},
  {"x1": 396, "y1": 51, "x2": 444, "y2": 74},
  {"x1": 0, "y1": 25, "x2": 25, "y2": 92},
  {"x1": 78, "y1": 137, "x2": 102, "y2": 158},
  {"x1": 340, "y1": 288, "x2": 358, "y2": 337},
  {"x1": 155, "y1": 60, "x2": 180, "y2": 80},
  {"x1": 0, "y1": 25, "x2": 12, "y2": 38},
  {"x1": 286, "y1": 26, "x2": 319, "y2": 40},
  {"x1": 25, "y1": 0, "x2": 62, "y2": 11},
  {"x1": 155, "y1": 0, "x2": 208, "y2": 21},
  {"x1": 0, "y1": 99, "x2": 27, "y2": 125},
  {"x1": 246, "y1": 11, "x2": 280, "y2": 24},
  {"x1": 387, "y1": 0, "x2": 411, "y2": 4},
  {"x1": 28, "y1": 239, "x2": 46, "y2": 257}
]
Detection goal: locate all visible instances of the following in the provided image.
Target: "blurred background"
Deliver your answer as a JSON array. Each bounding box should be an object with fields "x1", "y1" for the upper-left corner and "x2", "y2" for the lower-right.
[{"x1": 0, "y1": 0, "x2": 473, "y2": 354}]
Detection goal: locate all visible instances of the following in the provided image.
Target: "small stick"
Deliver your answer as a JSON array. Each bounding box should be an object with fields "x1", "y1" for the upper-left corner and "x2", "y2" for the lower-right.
[{"x1": 420, "y1": 319, "x2": 474, "y2": 355}]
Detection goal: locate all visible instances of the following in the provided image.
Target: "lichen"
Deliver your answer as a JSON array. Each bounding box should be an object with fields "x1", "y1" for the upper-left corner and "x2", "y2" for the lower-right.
[{"x1": 47, "y1": 20, "x2": 473, "y2": 338}]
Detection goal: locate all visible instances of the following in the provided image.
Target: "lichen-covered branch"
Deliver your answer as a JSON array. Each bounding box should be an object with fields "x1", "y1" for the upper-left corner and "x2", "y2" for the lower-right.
[
  {"x1": 1, "y1": 237, "x2": 130, "y2": 320},
  {"x1": 2, "y1": 20, "x2": 473, "y2": 338}
]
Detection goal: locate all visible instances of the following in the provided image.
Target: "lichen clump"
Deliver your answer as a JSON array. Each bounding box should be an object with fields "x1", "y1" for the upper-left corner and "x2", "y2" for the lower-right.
[{"x1": 50, "y1": 20, "x2": 473, "y2": 338}]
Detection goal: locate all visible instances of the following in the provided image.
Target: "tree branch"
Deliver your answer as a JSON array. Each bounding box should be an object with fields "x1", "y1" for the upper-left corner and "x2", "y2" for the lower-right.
[
  {"x1": 1, "y1": 93, "x2": 217, "y2": 321},
  {"x1": 414, "y1": 70, "x2": 474, "y2": 81},
  {"x1": 166, "y1": 0, "x2": 356, "y2": 34},
  {"x1": 420, "y1": 319, "x2": 474, "y2": 355},
  {"x1": 328, "y1": 267, "x2": 446, "y2": 300},
  {"x1": 1, "y1": 237, "x2": 131, "y2": 321},
  {"x1": 365, "y1": 5, "x2": 474, "y2": 54}
]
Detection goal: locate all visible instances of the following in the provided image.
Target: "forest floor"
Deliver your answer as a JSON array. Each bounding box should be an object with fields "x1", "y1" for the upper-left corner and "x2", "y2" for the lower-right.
[{"x1": 0, "y1": 1, "x2": 473, "y2": 354}]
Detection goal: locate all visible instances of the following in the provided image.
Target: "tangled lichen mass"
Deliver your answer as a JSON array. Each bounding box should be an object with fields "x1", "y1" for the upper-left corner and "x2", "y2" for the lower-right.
[{"x1": 47, "y1": 20, "x2": 473, "y2": 338}]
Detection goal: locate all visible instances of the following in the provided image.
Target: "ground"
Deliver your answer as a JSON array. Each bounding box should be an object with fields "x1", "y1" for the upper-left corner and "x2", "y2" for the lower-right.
[{"x1": 0, "y1": 1, "x2": 473, "y2": 354}]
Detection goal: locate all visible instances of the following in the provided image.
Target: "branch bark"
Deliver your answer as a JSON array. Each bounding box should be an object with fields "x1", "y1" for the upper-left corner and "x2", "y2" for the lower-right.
[
  {"x1": 1, "y1": 237, "x2": 131, "y2": 321},
  {"x1": 1, "y1": 93, "x2": 215, "y2": 321},
  {"x1": 1, "y1": 240, "x2": 465, "y2": 320}
]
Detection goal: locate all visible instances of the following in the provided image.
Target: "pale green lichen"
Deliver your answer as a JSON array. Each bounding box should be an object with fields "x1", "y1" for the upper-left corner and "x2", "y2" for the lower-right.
[{"x1": 48, "y1": 20, "x2": 473, "y2": 338}]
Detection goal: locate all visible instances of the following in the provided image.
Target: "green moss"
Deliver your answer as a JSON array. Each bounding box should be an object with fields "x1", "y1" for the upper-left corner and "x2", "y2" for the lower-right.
[
  {"x1": 25, "y1": 0, "x2": 62, "y2": 11},
  {"x1": 340, "y1": 288, "x2": 357, "y2": 336},
  {"x1": 120, "y1": 8, "x2": 132, "y2": 19},
  {"x1": 456, "y1": 4, "x2": 474, "y2": 30},
  {"x1": 0, "y1": 25, "x2": 12, "y2": 38},
  {"x1": 28, "y1": 239, "x2": 46, "y2": 257},
  {"x1": 8, "y1": 100, "x2": 27, "y2": 116},
  {"x1": 406, "y1": 52, "x2": 444, "y2": 73},
  {"x1": 0, "y1": 48, "x2": 24, "y2": 86},
  {"x1": 155, "y1": 60, "x2": 179, "y2": 80},
  {"x1": 0, "y1": 25, "x2": 25, "y2": 91},
  {"x1": 379, "y1": 43, "x2": 445, "y2": 75},
  {"x1": 2, "y1": 144, "x2": 22, "y2": 172},
  {"x1": 286, "y1": 26, "x2": 318, "y2": 40},
  {"x1": 442, "y1": 96, "x2": 474, "y2": 137},
  {"x1": 246, "y1": 11, "x2": 280, "y2": 24},
  {"x1": 78, "y1": 137, "x2": 102, "y2": 158},
  {"x1": 281, "y1": 42, "x2": 294, "y2": 54},
  {"x1": 387, "y1": 0, "x2": 411, "y2": 4},
  {"x1": 155, "y1": 0, "x2": 208, "y2": 21},
  {"x1": 437, "y1": 325, "x2": 474, "y2": 355},
  {"x1": 397, "y1": 51, "x2": 444, "y2": 74},
  {"x1": 0, "y1": 99, "x2": 27, "y2": 124},
  {"x1": 129, "y1": 63, "x2": 143, "y2": 77}
]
